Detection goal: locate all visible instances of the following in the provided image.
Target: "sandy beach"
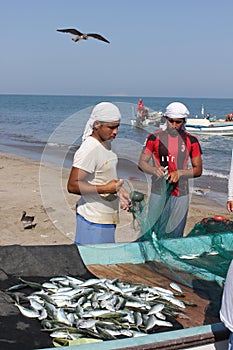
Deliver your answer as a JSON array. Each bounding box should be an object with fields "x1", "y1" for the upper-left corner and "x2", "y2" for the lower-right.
[{"x1": 0, "y1": 151, "x2": 230, "y2": 246}]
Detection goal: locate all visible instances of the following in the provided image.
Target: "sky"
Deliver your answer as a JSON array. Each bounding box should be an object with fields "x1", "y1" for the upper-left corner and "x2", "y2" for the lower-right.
[{"x1": 1, "y1": 0, "x2": 233, "y2": 98}]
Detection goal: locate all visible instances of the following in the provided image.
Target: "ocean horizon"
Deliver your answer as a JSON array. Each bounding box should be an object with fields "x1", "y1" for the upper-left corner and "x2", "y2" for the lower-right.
[{"x1": 0, "y1": 94, "x2": 232, "y2": 207}]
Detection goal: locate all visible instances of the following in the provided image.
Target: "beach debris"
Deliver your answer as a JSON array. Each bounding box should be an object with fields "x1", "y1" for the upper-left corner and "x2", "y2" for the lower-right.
[
  {"x1": 20, "y1": 211, "x2": 35, "y2": 229},
  {"x1": 6, "y1": 276, "x2": 189, "y2": 342},
  {"x1": 179, "y1": 254, "x2": 200, "y2": 260},
  {"x1": 57, "y1": 28, "x2": 110, "y2": 44}
]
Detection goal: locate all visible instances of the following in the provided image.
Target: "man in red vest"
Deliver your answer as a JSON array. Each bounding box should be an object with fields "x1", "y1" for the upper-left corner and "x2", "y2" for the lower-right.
[{"x1": 138, "y1": 102, "x2": 202, "y2": 238}]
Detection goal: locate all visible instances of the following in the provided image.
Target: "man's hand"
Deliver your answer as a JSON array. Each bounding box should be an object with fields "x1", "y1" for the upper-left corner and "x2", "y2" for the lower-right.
[
  {"x1": 103, "y1": 179, "x2": 124, "y2": 194},
  {"x1": 153, "y1": 166, "x2": 167, "y2": 178},
  {"x1": 118, "y1": 187, "x2": 132, "y2": 211},
  {"x1": 167, "y1": 170, "x2": 181, "y2": 183}
]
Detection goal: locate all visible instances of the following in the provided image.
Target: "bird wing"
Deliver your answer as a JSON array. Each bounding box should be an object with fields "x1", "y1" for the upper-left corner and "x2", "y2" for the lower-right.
[
  {"x1": 87, "y1": 33, "x2": 110, "y2": 43},
  {"x1": 57, "y1": 28, "x2": 83, "y2": 35}
]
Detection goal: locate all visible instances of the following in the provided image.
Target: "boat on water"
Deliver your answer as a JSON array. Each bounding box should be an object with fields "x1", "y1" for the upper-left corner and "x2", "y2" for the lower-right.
[
  {"x1": 185, "y1": 104, "x2": 233, "y2": 136},
  {"x1": 186, "y1": 118, "x2": 233, "y2": 136},
  {"x1": 131, "y1": 106, "x2": 163, "y2": 128}
]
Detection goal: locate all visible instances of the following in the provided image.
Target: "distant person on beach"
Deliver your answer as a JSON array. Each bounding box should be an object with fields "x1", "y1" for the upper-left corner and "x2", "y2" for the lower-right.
[
  {"x1": 67, "y1": 102, "x2": 131, "y2": 245},
  {"x1": 220, "y1": 259, "x2": 233, "y2": 350},
  {"x1": 227, "y1": 149, "x2": 233, "y2": 213},
  {"x1": 138, "y1": 102, "x2": 202, "y2": 238}
]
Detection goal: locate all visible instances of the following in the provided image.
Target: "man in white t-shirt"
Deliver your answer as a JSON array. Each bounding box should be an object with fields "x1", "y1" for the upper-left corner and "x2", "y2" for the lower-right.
[{"x1": 67, "y1": 102, "x2": 131, "y2": 244}]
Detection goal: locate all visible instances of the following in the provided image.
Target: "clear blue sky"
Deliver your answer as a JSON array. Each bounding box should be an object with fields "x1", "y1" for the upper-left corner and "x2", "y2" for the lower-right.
[{"x1": 1, "y1": 0, "x2": 232, "y2": 98}]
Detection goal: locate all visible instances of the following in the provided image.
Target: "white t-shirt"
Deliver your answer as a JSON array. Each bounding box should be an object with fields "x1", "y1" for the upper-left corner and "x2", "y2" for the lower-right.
[
  {"x1": 72, "y1": 136, "x2": 119, "y2": 224},
  {"x1": 228, "y1": 150, "x2": 233, "y2": 201},
  {"x1": 220, "y1": 260, "x2": 233, "y2": 332}
]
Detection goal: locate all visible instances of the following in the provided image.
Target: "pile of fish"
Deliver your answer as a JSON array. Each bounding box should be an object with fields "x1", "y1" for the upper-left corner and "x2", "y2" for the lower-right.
[{"x1": 6, "y1": 276, "x2": 191, "y2": 342}]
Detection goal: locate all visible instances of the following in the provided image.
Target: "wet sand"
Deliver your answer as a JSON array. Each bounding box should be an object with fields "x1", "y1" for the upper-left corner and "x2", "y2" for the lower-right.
[{"x1": 0, "y1": 151, "x2": 231, "y2": 246}]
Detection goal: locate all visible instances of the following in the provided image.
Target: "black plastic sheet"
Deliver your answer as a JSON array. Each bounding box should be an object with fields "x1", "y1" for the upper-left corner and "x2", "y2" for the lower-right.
[{"x1": 0, "y1": 245, "x2": 95, "y2": 350}]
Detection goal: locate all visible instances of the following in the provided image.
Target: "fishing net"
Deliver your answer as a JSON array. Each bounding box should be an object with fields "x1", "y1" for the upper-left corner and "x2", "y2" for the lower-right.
[{"x1": 129, "y1": 177, "x2": 233, "y2": 289}]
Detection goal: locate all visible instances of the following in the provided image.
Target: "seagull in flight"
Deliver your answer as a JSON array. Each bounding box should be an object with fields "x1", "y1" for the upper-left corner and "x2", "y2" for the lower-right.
[{"x1": 57, "y1": 28, "x2": 110, "y2": 44}]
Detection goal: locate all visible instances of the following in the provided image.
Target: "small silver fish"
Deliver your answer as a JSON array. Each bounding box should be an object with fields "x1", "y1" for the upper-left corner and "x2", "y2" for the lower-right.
[
  {"x1": 162, "y1": 295, "x2": 186, "y2": 309},
  {"x1": 153, "y1": 286, "x2": 174, "y2": 295},
  {"x1": 134, "y1": 311, "x2": 143, "y2": 327},
  {"x1": 38, "y1": 308, "x2": 47, "y2": 321},
  {"x1": 15, "y1": 303, "x2": 40, "y2": 318},
  {"x1": 148, "y1": 303, "x2": 164, "y2": 315},
  {"x1": 154, "y1": 319, "x2": 173, "y2": 327},
  {"x1": 80, "y1": 278, "x2": 106, "y2": 287},
  {"x1": 49, "y1": 330, "x2": 71, "y2": 339},
  {"x1": 156, "y1": 311, "x2": 166, "y2": 320},
  {"x1": 169, "y1": 282, "x2": 183, "y2": 294},
  {"x1": 79, "y1": 319, "x2": 97, "y2": 329},
  {"x1": 125, "y1": 301, "x2": 150, "y2": 310},
  {"x1": 146, "y1": 315, "x2": 158, "y2": 331},
  {"x1": 96, "y1": 326, "x2": 117, "y2": 340},
  {"x1": 29, "y1": 299, "x2": 44, "y2": 311},
  {"x1": 55, "y1": 308, "x2": 72, "y2": 326},
  {"x1": 42, "y1": 282, "x2": 58, "y2": 290}
]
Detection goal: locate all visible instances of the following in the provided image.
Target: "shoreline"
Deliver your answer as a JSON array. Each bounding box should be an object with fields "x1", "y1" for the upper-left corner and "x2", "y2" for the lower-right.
[{"x1": 0, "y1": 150, "x2": 230, "y2": 246}]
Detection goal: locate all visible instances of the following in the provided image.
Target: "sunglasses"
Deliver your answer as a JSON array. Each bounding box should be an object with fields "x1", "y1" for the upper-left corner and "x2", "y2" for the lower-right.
[{"x1": 166, "y1": 118, "x2": 183, "y2": 124}]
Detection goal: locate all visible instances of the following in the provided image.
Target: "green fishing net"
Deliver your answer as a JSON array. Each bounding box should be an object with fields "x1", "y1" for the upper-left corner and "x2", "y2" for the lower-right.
[{"x1": 129, "y1": 178, "x2": 233, "y2": 288}]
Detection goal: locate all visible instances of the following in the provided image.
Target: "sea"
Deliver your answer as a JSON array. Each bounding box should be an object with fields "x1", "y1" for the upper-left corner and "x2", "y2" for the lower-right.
[{"x1": 0, "y1": 94, "x2": 232, "y2": 207}]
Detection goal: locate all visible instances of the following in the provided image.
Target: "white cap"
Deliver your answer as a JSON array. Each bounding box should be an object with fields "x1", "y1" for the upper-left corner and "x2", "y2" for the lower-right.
[
  {"x1": 164, "y1": 102, "x2": 190, "y2": 119},
  {"x1": 82, "y1": 102, "x2": 121, "y2": 141}
]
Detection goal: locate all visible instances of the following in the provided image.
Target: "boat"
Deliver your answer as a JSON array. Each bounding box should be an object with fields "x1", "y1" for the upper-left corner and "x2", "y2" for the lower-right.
[
  {"x1": 184, "y1": 103, "x2": 233, "y2": 135},
  {"x1": 0, "y1": 229, "x2": 232, "y2": 350},
  {"x1": 131, "y1": 106, "x2": 163, "y2": 128},
  {"x1": 186, "y1": 118, "x2": 233, "y2": 136}
]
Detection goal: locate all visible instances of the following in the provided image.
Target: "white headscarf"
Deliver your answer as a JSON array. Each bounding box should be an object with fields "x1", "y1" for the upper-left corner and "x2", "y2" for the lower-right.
[
  {"x1": 164, "y1": 102, "x2": 190, "y2": 119},
  {"x1": 163, "y1": 102, "x2": 190, "y2": 130},
  {"x1": 82, "y1": 102, "x2": 122, "y2": 142}
]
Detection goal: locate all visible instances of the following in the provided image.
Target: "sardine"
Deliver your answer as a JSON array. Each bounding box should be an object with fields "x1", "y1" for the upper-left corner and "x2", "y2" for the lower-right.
[
  {"x1": 162, "y1": 295, "x2": 186, "y2": 309},
  {"x1": 169, "y1": 282, "x2": 183, "y2": 294},
  {"x1": 96, "y1": 326, "x2": 117, "y2": 340},
  {"x1": 29, "y1": 298, "x2": 44, "y2": 311},
  {"x1": 38, "y1": 307, "x2": 48, "y2": 320},
  {"x1": 146, "y1": 315, "x2": 158, "y2": 331},
  {"x1": 55, "y1": 308, "x2": 72, "y2": 326},
  {"x1": 19, "y1": 278, "x2": 43, "y2": 290},
  {"x1": 15, "y1": 303, "x2": 40, "y2": 318},
  {"x1": 148, "y1": 303, "x2": 165, "y2": 315},
  {"x1": 154, "y1": 319, "x2": 173, "y2": 327},
  {"x1": 9, "y1": 274, "x2": 190, "y2": 342},
  {"x1": 78, "y1": 319, "x2": 97, "y2": 329}
]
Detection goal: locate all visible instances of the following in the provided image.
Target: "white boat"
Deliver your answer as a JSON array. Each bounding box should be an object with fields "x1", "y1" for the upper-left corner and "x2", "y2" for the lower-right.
[
  {"x1": 131, "y1": 108, "x2": 163, "y2": 128},
  {"x1": 186, "y1": 118, "x2": 233, "y2": 136}
]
